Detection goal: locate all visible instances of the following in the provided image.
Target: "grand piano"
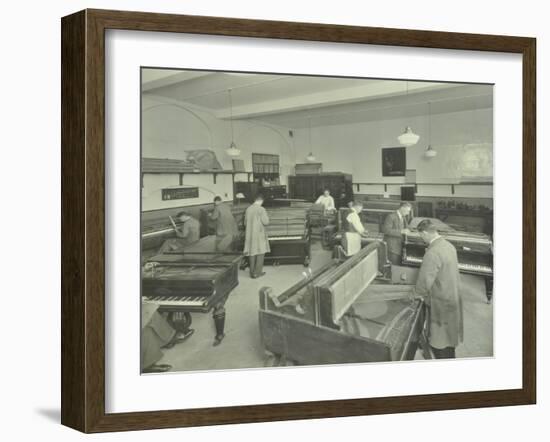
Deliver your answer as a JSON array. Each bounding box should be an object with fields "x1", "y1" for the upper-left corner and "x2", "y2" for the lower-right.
[
  {"x1": 141, "y1": 236, "x2": 242, "y2": 345},
  {"x1": 259, "y1": 242, "x2": 428, "y2": 366},
  {"x1": 402, "y1": 217, "x2": 494, "y2": 302}
]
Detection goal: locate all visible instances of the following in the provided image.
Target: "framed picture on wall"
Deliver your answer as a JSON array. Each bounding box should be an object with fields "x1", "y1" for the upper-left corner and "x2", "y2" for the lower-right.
[
  {"x1": 382, "y1": 147, "x2": 406, "y2": 176},
  {"x1": 61, "y1": 9, "x2": 536, "y2": 433}
]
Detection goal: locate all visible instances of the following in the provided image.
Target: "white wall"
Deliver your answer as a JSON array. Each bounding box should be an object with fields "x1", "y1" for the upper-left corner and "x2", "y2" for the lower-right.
[
  {"x1": 3, "y1": 1, "x2": 547, "y2": 442},
  {"x1": 141, "y1": 173, "x2": 237, "y2": 210},
  {"x1": 292, "y1": 108, "x2": 493, "y2": 198},
  {"x1": 142, "y1": 95, "x2": 295, "y2": 173},
  {"x1": 141, "y1": 94, "x2": 296, "y2": 209}
]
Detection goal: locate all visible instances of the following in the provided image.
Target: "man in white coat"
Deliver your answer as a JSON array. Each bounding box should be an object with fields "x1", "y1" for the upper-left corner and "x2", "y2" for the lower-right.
[
  {"x1": 315, "y1": 188, "x2": 335, "y2": 212},
  {"x1": 244, "y1": 194, "x2": 270, "y2": 278}
]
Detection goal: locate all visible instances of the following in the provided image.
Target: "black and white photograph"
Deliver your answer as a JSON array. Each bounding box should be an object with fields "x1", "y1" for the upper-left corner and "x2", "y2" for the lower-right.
[{"x1": 140, "y1": 68, "x2": 494, "y2": 374}]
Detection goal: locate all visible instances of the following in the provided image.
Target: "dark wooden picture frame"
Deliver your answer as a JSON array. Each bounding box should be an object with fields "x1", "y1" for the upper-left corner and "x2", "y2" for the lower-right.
[
  {"x1": 61, "y1": 9, "x2": 536, "y2": 433},
  {"x1": 382, "y1": 147, "x2": 407, "y2": 176}
]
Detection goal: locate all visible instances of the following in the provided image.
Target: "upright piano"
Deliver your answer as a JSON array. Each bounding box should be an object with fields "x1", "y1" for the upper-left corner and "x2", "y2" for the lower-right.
[
  {"x1": 142, "y1": 236, "x2": 242, "y2": 344},
  {"x1": 259, "y1": 242, "x2": 427, "y2": 366},
  {"x1": 264, "y1": 207, "x2": 311, "y2": 266},
  {"x1": 402, "y1": 229, "x2": 494, "y2": 301}
]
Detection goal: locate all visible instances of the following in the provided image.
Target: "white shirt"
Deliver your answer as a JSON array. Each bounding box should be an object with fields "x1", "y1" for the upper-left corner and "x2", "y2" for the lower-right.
[
  {"x1": 315, "y1": 195, "x2": 335, "y2": 211},
  {"x1": 346, "y1": 208, "x2": 365, "y2": 234}
]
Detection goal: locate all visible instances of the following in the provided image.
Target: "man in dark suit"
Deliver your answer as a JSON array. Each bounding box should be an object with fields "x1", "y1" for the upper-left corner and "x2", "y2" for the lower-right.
[
  {"x1": 413, "y1": 219, "x2": 463, "y2": 359},
  {"x1": 382, "y1": 201, "x2": 412, "y2": 265},
  {"x1": 141, "y1": 304, "x2": 194, "y2": 373},
  {"x1": 209, "y1": 196, "x2": 239, "y2": 251}
]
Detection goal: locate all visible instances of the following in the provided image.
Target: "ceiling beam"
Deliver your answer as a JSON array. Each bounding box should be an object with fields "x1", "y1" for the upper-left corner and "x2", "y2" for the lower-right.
[
  {"x1": 215, "y1": 82, "x2": 462, "y2": 119},
  {"x1": 142, "y1": 71, "x2": 213, "y2": 92}
]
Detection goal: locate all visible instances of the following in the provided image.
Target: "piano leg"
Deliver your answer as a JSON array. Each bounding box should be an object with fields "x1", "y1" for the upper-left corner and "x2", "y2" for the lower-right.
[
  {"x1": 485, "y1": 276, "x2": 493, "y2": 303},
  {"x1": 166, "y1": 311, "x2": 193, "y2": 335},
  {"x1": 213, "y1": 295, "x2": 228, "y2": 346}
]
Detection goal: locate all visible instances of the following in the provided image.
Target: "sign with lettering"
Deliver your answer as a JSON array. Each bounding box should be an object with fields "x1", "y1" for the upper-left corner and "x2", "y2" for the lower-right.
[{"x1": 161, "y1": 187, "x2": 199, "y2": 201}]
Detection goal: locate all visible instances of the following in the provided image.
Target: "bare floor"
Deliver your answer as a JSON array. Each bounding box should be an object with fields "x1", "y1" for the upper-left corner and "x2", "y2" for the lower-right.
[{"x1": 157, "y1": 241, "x2": 494, "y2": 372}]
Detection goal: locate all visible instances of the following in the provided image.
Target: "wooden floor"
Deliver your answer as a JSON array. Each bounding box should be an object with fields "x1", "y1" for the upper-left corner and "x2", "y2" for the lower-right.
[{"x1": 155, "y1": 240, "x2": 493, "y2": 373}]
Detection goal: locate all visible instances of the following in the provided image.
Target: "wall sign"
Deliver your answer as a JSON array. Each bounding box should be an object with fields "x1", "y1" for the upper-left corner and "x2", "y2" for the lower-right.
[{"x1": 161, "y1": 187, "x2": 199, "y2": 201}]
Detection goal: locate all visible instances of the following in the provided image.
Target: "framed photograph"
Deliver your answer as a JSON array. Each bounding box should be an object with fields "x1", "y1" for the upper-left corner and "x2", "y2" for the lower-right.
[
  {"x1": 61, "y1": 9, "x2": 536, "y2": 433},
  {"x1": 382, "y1": 147, "x2": 406, "y2": 176}
]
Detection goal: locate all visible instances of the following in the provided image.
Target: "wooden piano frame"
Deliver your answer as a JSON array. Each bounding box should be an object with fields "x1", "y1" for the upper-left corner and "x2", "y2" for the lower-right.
[{"x1": 259, "y1": 242, "x2": 429, "y2": 366}]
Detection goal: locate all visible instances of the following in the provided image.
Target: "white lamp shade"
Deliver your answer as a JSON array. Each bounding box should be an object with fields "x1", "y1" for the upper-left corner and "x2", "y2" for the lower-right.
[
  {"x1": 306, "y1": 152, "x2": 316, "y2": 162},
  {"x1": 425, "y1": 145, "x2": 437, "y2": 158},
  {"x1": 397, "y1": 126, "x2": 420, "y2": 146},
  {"x1": 226, "y1": 141, "x2": 241, "y2": 157}
]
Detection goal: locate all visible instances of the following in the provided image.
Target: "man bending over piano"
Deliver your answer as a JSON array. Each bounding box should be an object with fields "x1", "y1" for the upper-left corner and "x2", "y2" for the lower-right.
[
  {"x1": 412, "y1": 219, "x2": 464, "y2": 359},
  {"x1": 209, "y1": 196, "x2": 239, "y2": 252},
  {"x1": 244, "y1": 194, "x2": 270, "y2": 279},
  {"x1": 141, "y1": 303, "x2": 194, "y2": 373},
  {"x1": 158, "y1": 211, "x2": 200, "y2": 254}
]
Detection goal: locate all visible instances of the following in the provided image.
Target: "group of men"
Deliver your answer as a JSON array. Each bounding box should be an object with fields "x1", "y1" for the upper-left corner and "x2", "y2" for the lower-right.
[
  {"x1": 143, "y1": 190, "x2": 464, "y2": 373},
  {"x1": 163, "y1": 193, "x2": 273, "y2": 280},
  {"x1": 141, "y1": 194, "x2": 271, "y2": 373},
  {"x1": 158, "y1": 196, "x2": 240, "y2": 254},
  {"x1": 343, "y1": 199, "x2": 463, "y2": 360}
]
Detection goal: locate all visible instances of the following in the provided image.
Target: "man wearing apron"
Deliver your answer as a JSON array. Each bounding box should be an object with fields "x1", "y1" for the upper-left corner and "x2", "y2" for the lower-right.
[{"x1": 342, "y1": 201, "x2": 367, "y2": 256}]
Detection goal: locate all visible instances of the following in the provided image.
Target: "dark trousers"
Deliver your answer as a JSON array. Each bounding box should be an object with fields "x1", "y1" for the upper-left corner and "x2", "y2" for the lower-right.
[
  {"x1": 388, "y1": 252, "x2": 402, "y2": 265},
  {"x1": 215, "y1": 234, "x2": 235, "y2": 252},
  {"x1": 141, "y1": 312, "x2": 175, "y2": 370},
  {"x1": 248, "y1": 254, "x2": 265, "y2": 277},
  {"x1": 431, "y1": 345, "x2": 456, "y2": 359}
]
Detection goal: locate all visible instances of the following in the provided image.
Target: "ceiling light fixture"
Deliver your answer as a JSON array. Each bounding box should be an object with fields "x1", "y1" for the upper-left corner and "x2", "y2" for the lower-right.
[
  {"x1": 425, "y1": 101, "x2": 437, "y2": 158},
  {"x1": 306, "y1": 116, "x2": 316, "y2": 162},
  {"x1": 397, "y1": 81, "x2": 420, "y2": 147},
  {"x1": 225, "y1": 89, "x2": 241, "y2": 157}
]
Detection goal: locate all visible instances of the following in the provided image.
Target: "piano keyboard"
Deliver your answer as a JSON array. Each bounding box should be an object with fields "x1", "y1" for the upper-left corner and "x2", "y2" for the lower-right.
[
  {"x1": 458, "y1": 263, "x2": 493, "y2": 274},
  {"x1": 269, "y1": 236, "x2": 303, "y2": 241},
  {"x1": 143, "y1": 295, "x2": 209, "y2": 307},
  {"x1": 404, "y1": 256, "x2": 492, "y2": 274}
]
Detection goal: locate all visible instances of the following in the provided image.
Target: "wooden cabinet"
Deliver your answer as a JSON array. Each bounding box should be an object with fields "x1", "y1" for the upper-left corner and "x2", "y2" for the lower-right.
[
  {"x1": 234, "y1": 182, "x2": 287, "y2": 204},
  {"x1": 288, "y1": 173, "x2": 353, "y2": 208}
]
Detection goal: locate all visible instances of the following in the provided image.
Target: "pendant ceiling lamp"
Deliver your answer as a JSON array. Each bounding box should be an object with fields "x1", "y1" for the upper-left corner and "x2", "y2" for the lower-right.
[
  {"x1": 225, "y1": 89, "x2": 241, "y2": 157},
  {"x1": 397, "y1": 81, "x2": 420, "y2": 147},
  {"x1": 425, "y1": 101, "x2": 437, "y2": 158},
  {"x1": 306, "y1": 116, "x2": 316, "y2": 162}
]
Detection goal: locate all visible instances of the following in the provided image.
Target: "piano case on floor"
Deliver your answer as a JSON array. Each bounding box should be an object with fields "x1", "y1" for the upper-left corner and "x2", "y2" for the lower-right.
[{"x1": 259, "y1": 242, "x2": 426, "y2": 365}]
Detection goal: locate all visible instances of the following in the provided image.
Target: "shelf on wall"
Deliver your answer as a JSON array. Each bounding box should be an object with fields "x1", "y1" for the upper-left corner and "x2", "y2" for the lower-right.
[
  {"x1": 353, "y1": 181, "x2": 493, "y2": 195},
  {"x1": 141, "y1": 169, "x2": 254, "y2": 186}
]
